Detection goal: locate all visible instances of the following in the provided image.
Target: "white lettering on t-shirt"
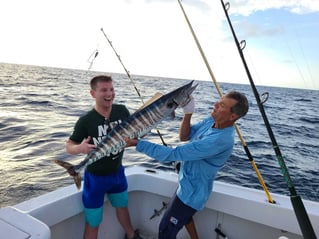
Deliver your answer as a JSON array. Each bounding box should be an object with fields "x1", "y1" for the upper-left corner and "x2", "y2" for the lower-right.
[{"x1": 91, "y1": 120, "x2": 124, "y2": 158}]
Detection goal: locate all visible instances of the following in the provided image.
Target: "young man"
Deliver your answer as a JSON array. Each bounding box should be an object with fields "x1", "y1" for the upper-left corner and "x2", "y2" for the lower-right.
[
  {"x1": 125, "y1": 91, "x2": 249, "y2": 239},
  {"x1": 66, "y1": 75, "x2": 142, "y2": 239}
]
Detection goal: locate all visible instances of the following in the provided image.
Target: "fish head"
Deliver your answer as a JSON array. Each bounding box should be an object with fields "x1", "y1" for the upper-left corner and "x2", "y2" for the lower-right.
[
  {"x1": 131, "y1": 80, "x2": 198, "y2": 123},
  {"x1": 166, "y1": 80, "x2": 198, "y2": 108}
]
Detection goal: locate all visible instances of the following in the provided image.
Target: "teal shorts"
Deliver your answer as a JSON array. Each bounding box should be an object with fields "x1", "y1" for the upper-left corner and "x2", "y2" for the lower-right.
[
  {"x1": 82, "y1": 167, "x2": 128, "y2": 227},
  {"x1": 84, "y1": 191, "x2": 128, "y2": 227}
]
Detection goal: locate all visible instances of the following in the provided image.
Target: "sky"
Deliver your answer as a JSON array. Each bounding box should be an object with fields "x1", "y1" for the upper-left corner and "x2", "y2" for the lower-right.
[{"x1": 1, "y1": 0, "x2": 318, "y2": 90}]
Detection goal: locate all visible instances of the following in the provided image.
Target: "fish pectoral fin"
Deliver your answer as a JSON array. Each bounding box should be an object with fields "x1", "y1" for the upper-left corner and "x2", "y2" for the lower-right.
[{"x1": 135, "y1": 92, "x2": 164, "y2": 112}]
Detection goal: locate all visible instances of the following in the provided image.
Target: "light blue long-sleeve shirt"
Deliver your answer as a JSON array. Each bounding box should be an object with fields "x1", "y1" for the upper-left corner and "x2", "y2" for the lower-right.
[{"x1": 136, "y1": 116, "x2": 235, "y2": 211}]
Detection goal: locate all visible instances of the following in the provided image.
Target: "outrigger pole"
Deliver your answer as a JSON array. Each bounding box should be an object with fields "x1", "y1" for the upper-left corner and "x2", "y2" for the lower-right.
[
  {"x1": 177, "y1": 0, "x2": 275, "y2": 203},
  {"x1": 220, "y1": 1, "x2": 316, "y2": 238},
  {"x1": 100, "y1": 28, "x2": 167, "y2": 146}
]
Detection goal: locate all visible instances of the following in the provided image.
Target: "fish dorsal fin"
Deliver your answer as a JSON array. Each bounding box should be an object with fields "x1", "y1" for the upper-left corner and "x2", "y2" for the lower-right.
[{"x1": 135, "y1": 92, "x2": 163, "y2": 113}]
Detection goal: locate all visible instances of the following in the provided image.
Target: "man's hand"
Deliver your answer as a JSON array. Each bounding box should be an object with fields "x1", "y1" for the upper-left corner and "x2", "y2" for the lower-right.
[
  {"x1": 78, "y1": 136, "x2": 96, "y2": 154},
  {"x1": 124, "y1": 138, "x2": 138, "y2": 147},
  {"x1": 66, "y1": 136, "x2": 96, "y2": 155}
]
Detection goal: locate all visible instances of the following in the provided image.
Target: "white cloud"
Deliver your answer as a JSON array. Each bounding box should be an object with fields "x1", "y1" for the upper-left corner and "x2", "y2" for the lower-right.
[
  {"x1": 227, "y1": 0, "x2": 319, "y2": 16},
  {"x1": 0, "y1": 0, "x2": 318, "y2": 89}
]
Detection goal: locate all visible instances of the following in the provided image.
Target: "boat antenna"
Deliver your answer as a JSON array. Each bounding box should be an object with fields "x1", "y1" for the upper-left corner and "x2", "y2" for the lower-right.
[
  {"x1": 220, "y1": 1, "x2": 316, "y2": 238},
  {"x1": 177, "y1": 0, "x2": 275, "y2": 204},
  {"x1": 100, "y1": 28, "x2": 167, "y2": 146}
]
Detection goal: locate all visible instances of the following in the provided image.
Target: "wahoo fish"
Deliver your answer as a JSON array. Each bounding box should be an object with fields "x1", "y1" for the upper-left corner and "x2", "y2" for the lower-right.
[{"x1": 55, "y1": 81, "x2": 197, "y2": 189}]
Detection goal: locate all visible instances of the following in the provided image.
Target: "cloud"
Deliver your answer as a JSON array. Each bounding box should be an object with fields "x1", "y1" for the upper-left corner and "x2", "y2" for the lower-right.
[
  {"x1": 225, "y1": 0, "x2": 319, "y2": 16},
  {"x1": 144, "y1": 0, "x2": 211, "y2": 14},
  {"x1": 230, "y1": 18, "x2": 285, "y2": 39},
  {"x1": 144, "y1": 0, "x2": 319, "y2": 16}
]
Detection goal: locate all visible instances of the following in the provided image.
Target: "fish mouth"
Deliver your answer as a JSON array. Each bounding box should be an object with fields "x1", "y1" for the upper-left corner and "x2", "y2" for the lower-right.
[{"x1": 177, "y1": 81, "x2": 198, "y2": 107}]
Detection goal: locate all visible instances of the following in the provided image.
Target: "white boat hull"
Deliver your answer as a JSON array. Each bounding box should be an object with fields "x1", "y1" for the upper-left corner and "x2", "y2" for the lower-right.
[{"x1": 0, "y1": 165, "x2": 318, "y2": 239}]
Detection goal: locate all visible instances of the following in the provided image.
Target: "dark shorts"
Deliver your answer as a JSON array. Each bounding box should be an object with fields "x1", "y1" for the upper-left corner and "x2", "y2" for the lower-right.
[
  {"x1": 82, "y1": 166, "x2": 128, "y2": 208},
  {"x1": 159, "y1": 195, "x2": 197, "y2": 239},
  {"x1": 82, "y1": 166, "x2": 128, "y2": 227}
]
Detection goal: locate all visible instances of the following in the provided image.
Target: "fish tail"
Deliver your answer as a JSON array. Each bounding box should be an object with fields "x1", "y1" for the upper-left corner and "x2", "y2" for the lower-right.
[{"x1": 54, "y1": 160, "x2": 82, "y2": 190}]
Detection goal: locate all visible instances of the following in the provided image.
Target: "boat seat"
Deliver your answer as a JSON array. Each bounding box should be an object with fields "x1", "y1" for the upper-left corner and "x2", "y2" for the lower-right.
[{"x1": 0, "y1": 207, "x2": 50, "y2": 239}]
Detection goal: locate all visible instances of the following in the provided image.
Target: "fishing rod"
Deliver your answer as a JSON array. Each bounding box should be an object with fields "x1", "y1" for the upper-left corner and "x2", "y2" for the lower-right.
[
  {"x1": 177, "y1": 0, "x2": 275, "y2": 204},
  {"x1": 100, "y1": 28, "x2": 167, "y2": 146},
  {"x1": 220, "y1": 1, "x2": 316, "y2": 238}
]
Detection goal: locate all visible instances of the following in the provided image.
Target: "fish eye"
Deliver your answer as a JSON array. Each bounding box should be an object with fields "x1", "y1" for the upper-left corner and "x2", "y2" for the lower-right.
[{"x1": 167, "y1": 102, "x2": 175, "y2": 108}]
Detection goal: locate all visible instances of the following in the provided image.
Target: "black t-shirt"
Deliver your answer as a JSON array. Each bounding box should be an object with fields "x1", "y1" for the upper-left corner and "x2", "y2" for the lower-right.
[{"x1": 69, "y1": 104, "x2": 130, "y2": 175}]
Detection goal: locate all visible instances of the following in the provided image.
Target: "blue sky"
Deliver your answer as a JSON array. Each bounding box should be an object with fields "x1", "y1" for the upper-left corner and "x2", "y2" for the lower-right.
[
  {"x1": 0, "y1": 0, "x2": 318, "y2": 90},
  {"x1": 227, "y1": 8, "x2": 319, "y2": 90}
]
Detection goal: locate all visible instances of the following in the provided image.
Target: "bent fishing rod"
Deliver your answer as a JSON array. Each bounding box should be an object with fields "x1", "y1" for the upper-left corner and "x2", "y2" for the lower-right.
[
  {"x1": 177, "y1": 0, "x2": 274, "y2": 204},
  {"x1": 100, "y1": 28, "x2": 167, "y2": 146},
  {"x1": 221, "y1": 1, "x2": 316, "y2": 238}
]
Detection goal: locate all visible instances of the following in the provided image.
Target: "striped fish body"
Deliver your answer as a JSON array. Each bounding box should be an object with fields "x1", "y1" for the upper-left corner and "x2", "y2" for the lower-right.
[{"x1": 55, "y1": 80, "x2": 197, "y2": 189}]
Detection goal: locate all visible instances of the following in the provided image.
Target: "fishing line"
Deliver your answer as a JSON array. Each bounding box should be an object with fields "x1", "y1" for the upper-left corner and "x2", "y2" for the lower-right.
[
  {"x1": 244, "y1": 47, "x2": 264, "y2": 87},
  {"x1": 177, "y1": 0, "x2": 274, "y2": 204},
  {"x1": 264, "y1": 0, "x2": 314, "y2": 89},
  {"x1": 221, "y1": 1, "x2": 316, "y2": 238},
  {"x1": 283, "y1": 12, "x2": 314, "y2": 88},
  {"x1": 277, "y1": 30, "x2": 308, "y2": 88},
  {"x1": 100, "y1": 28, "x2": 167, "y2": 146}
]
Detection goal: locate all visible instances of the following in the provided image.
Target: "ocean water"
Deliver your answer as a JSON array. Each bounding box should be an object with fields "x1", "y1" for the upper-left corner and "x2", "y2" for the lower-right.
[{"x1": 0, "y1": 62, "x2": 318, "y2": 208}]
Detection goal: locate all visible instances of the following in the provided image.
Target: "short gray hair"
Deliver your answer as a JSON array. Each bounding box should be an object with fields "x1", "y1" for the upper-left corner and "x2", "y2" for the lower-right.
[{"x1": 226, "y1": 91, "x2": 249, "y2": 119}]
